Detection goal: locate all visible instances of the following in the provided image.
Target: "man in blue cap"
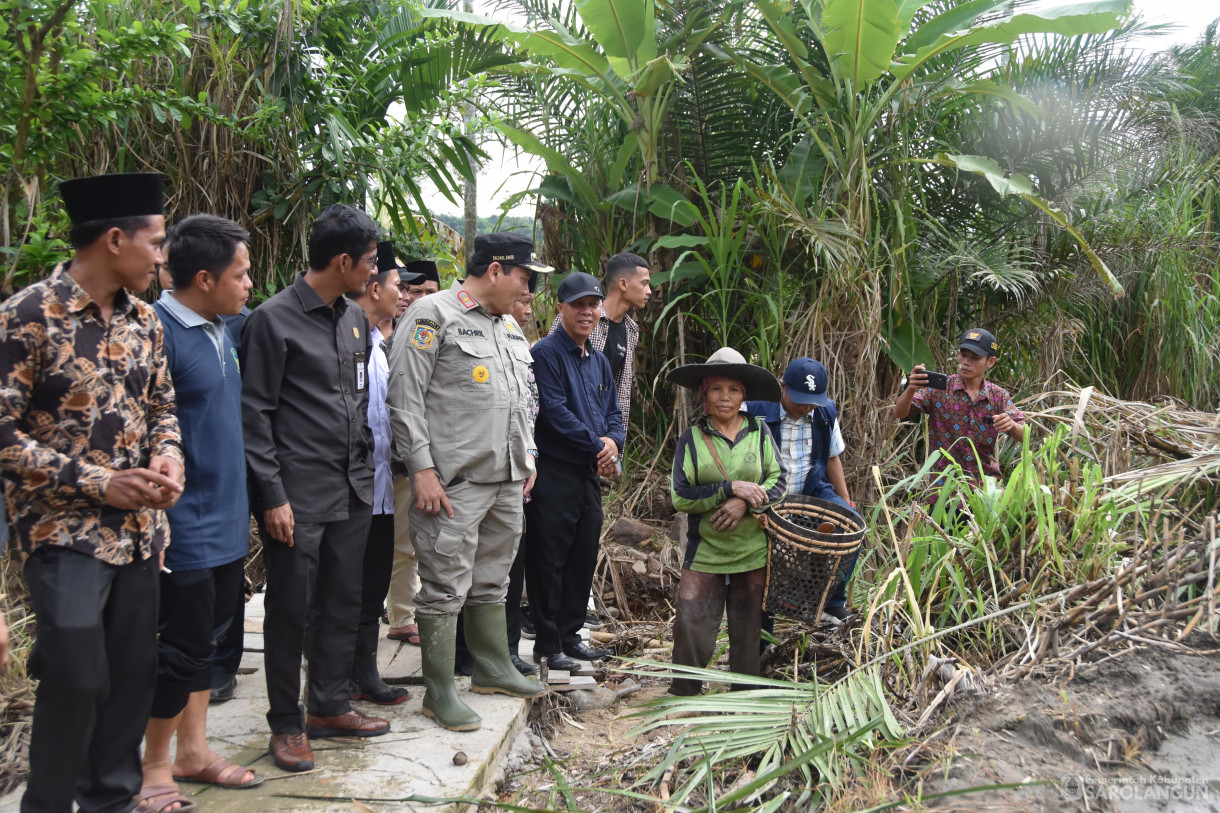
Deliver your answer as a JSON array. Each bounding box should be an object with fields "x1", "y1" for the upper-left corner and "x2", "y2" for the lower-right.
[{"x1": 745, "y1": 358, "x2": 857, "y2": 623}]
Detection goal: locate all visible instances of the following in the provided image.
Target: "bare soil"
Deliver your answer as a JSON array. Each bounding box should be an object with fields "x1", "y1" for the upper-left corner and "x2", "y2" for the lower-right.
[
  {"x1": 492, "y1": 641, "x2": 1220, "y2": 812},
  {"x1": 914, "y1": 639, "x2": 1220, "y2": 811}
]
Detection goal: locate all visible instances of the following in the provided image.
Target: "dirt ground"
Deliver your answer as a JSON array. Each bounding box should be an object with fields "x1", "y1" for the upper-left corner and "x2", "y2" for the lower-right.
[
  {"x1": 488, "y1": 640, "x2": 1220, "y2": 812},
  {"x1": 914, "y1": 638, "x2": 1220, "y2": 811}
]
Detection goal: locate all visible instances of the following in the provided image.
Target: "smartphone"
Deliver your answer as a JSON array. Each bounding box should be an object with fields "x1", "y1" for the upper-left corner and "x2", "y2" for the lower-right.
[{"x1": 924, "y1": 370, "x2": 949, "y2": 390}]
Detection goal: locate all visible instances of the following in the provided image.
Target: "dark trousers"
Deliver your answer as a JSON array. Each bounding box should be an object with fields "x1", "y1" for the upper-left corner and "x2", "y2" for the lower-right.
[
  {"x1": 671, "y1": 567, "x2": 765, "y2": 696},
  {"x1": 262, "y1": 498, "x2": 371, "y2": 734},
  {"x1": 22, "y1": 547, "x2": 159, "y2": 813},
  {"x1": 152, "y1": 558, "x2": 245, "y2": 719},
  {"x1": 524, "y1": 462, "x2": 602, "y2": 656},
  {"x1": 504, "y1": 530, "x2": 527, "y2": 653},
  {"x1": 359, "y1": 514, "x2": 395, "y2": 627},
  {"x1": 212, "y1": 573, "x2": 245, "y2": 680}
]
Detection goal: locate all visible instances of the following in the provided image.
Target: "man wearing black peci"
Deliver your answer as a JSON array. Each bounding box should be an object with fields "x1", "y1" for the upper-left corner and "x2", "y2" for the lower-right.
[
  {"x1": 240, "y1": 204, "x2": 390, "y2": 773},
  {"x1": 0, "y1": 173, "x2": 185, "y2": 813}
]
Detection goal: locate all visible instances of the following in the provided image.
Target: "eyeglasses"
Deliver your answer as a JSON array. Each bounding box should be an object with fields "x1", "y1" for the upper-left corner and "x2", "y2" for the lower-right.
[{"x1": 354, "y1": 253, "x2": 378, "y2": 268}]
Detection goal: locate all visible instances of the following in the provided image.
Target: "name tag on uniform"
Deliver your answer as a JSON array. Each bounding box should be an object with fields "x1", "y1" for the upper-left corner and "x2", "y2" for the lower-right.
[{"x1": 355, "y1": 351, "x2": 367, "y2": 392}]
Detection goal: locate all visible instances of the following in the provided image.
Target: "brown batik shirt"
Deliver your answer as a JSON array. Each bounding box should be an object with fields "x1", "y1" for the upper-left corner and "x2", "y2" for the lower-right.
[{"x1": 0, "y1": 267, "x2": 183, "y2": 565}]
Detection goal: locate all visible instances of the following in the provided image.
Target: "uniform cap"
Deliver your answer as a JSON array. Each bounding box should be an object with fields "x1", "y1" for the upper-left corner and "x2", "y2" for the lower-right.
[
  {"x1": 957, "y1": 327, "x2": 999, "y2": 357},
  {"x1": 472, "y1": 232, "x2": 554, "y2": 274}
]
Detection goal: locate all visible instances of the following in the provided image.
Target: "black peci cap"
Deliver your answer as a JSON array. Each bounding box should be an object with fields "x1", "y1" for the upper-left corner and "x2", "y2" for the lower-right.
[
  {"x1": 59, "y1": 173, "x2": 165, "y2": 225},
  {"x1": 406, "y1": 260, "x2": 439, "y2": 285},
  {"x1": 377, "y1": 241, "x2": 424, "y2": 283}
]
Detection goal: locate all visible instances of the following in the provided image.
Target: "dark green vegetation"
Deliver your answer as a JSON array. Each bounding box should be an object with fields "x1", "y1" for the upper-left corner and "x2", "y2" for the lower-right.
[{"x1": 2, "y1": 0, "x2": 1219, "y2": 808}]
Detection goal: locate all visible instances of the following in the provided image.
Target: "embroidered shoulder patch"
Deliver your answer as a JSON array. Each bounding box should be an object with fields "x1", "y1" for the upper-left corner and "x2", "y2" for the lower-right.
[
  {"x1": 457, "y1": 290, "x2": 477, "y2": 310},
  {"x1": 411, "y1": 318, "x2": 439, "y2": 350}
]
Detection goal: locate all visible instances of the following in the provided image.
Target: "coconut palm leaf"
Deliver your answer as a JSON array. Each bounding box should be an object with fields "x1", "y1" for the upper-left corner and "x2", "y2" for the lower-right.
[{"x1": 627, "y1": 661, "x2": 903, "y2": 805}]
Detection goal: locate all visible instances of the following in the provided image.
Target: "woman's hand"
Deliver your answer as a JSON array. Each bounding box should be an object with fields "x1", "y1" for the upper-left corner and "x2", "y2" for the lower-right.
[
  {"x1": 730, "y1": 480, "x2": 767, "y2": 508},
  {"x1": 710, "y1": 497, "x2": 748, "y2": 532}
]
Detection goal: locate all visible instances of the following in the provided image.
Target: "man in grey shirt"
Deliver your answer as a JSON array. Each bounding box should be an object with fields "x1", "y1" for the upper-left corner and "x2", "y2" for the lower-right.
[{"x1": 241, "y1": 204, "x2": 390, "y2": 773}]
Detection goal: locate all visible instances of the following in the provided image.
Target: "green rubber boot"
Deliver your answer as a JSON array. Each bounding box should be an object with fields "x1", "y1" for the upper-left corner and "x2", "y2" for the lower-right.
[
  {"x1": 416, "y1": 613, "x2": 482, "y2": 731},
  {"x1": 464, "y1": 603, "x2": 547, "y2": 698}
]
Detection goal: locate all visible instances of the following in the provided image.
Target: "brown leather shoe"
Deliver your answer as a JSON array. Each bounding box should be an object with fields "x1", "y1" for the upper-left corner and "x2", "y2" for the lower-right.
[
  {"x1": 269, "y1": 732, "x2": 314, "y2": 772},
  {"x1": 305, "y1": 709, "x2": 391, "y2": 739}
]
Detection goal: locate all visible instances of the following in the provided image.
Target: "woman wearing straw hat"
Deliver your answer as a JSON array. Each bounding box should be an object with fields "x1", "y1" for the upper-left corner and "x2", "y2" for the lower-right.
[{"x1": 666, "y1": 347, "x2": 787, "y2": 695}]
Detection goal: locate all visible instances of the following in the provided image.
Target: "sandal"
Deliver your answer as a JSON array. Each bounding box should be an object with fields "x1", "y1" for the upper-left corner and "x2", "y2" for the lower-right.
[
  {"x1": 137, "y1": 784, "x2": 197, "y2": 812},
  {"x1": 387, "y1": 624, "x2": 420, "y2": 646},
  {"x1": 173, "y1": 756, "x2": 264, "y2": 789}
]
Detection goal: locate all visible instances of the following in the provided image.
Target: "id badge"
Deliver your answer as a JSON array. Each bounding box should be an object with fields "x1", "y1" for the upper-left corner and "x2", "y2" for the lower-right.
[{"x1": 354, "y1": 351, "x2": 367, "y2": 392}]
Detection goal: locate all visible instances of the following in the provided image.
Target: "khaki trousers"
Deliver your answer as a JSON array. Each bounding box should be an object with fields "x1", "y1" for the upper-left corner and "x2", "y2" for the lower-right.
[
  {"x1": 410, "y1": 479, "x2": 525, "y2": 615},
  {"x1": 386, "y1": 477, "x2": 421, "y2": 628}
]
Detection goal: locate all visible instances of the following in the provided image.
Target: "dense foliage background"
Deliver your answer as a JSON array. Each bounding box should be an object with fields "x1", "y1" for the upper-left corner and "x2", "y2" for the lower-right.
[{"x1": 3, "y1": 0, "x2": 1218, "y2": 495}]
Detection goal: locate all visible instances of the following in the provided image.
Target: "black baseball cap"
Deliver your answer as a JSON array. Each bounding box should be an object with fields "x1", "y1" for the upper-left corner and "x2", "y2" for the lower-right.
[
  {"x1": 957, "y1": 327, "x2": 998, "y2": 357},
  {"x1": 557, "y1": 271, "x2": 604, "y2": 303},
  {"x1": 59, "y1": 173, "x2": 165, "y2": 224},
  {"x1": 471, "y1": 232, "x2": 554, "y2": 274}
]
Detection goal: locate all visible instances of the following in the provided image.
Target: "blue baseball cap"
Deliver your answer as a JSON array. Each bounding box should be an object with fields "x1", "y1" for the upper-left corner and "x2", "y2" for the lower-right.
[{"x1": 782, "y1": 358, "x2": 831, "y2": 406}]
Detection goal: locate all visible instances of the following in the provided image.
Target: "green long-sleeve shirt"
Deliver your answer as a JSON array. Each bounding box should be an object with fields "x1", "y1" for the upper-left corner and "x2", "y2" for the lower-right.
[{"x1": 671, "y1": 414, "x2": 787, "y2": 573}]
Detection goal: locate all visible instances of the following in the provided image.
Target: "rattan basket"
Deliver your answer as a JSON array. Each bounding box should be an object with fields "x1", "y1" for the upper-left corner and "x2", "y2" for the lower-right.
[{"x1": 760, "y1": 495, "x2": 866, "y2": 624}]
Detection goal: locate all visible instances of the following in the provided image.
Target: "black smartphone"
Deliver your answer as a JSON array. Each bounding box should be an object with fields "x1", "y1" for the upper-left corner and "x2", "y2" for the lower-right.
[{"x1": 924, "y1": 370, "x2": 949, "y2": 390}]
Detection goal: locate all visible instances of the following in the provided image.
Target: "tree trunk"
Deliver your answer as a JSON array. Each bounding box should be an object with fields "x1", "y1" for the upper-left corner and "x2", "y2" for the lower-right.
[{"x1": 461, "y1": 0, "x2": 477, "y2": 257}]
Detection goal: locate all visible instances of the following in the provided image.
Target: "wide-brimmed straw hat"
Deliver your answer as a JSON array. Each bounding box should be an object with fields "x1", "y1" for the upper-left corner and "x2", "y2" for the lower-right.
[{"x1": 666, "y1": 347, "x2": 781, "y2": 402}]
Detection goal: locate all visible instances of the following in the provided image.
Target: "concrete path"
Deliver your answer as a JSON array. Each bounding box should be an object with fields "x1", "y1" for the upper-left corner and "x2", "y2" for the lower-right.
[{"x1": 0, "y1": 591, "x2": 592, "y2": 812}]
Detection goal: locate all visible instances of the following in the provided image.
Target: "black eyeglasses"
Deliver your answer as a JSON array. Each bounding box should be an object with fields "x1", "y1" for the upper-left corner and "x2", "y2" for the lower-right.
[{"x1": 354, "y1": 253, "x2": 378, "y2": 268}]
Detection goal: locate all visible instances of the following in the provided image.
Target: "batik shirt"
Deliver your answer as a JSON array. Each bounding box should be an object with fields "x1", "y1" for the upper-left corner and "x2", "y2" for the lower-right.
[
  {"x1": 0, "y1": 267, "x2": 183, "y2": 564},
  {"x1": 909, "y1": 375, "x2": 1024, "y2": 481}
]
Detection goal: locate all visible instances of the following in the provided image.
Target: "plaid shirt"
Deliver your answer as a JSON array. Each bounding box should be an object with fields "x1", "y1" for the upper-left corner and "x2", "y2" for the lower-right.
[
  {"x1": 0, "y1": 267, "x2": 183, "y2": 565},
  {"x1": 549, "y1": 311, "x2": 638, "y2": 422},
  {"x1": 910, "y1": 374, "x2": 1024, "y2": 481},
  {"x1": 778, "y1": 409, "x2": 844, "y2": 495}
]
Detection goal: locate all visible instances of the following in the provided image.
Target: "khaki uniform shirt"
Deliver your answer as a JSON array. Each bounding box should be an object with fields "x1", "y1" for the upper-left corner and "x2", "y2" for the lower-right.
[{"x1": 387, "y1": 281, "x2": 535, "y2": 486}]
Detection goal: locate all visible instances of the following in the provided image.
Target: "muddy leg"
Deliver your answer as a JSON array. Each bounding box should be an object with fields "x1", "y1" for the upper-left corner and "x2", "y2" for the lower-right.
[
  {"x1": 670, "y1": 569, "x2": 727, "y2": 696},
  {"x1": 725, "y1": 567, "x2": 766, "y2": 692}
]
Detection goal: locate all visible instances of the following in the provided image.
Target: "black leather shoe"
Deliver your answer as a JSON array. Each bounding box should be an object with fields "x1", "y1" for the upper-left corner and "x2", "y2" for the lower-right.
[
  {"x1": 210, "y1": 674, "x2": 236, "y2": 704},
  {"x1": 564, "y1": 642, "x2": 611, "y2": 661},
  {"x1": 510, "y1": 654, "x2": 539, "y2": 676},
  {"x1": 532, "y1": 651, "x2": 581, "y2": 671}
]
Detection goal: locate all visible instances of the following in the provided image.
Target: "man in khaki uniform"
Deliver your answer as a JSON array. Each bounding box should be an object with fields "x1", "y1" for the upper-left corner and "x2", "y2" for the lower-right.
[{"x1": 386, "y1": 232, "x2": 552, "y2": 731}]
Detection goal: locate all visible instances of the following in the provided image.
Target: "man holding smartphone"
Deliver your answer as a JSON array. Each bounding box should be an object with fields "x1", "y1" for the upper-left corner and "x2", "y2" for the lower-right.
[{"x1": 895, "y1": 327, "x2": 1025, "y2": 483}]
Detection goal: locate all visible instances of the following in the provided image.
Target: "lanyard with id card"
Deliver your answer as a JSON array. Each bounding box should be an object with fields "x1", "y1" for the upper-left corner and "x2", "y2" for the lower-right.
[{"x1": 354, "y1": 351, "x2": 367, "y2": 393}]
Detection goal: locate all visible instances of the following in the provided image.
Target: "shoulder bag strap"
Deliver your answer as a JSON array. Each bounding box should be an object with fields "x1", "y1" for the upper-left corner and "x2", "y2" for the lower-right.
[{"x1": 696, "y1": 423, "x2": 733, "y2": 482}]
